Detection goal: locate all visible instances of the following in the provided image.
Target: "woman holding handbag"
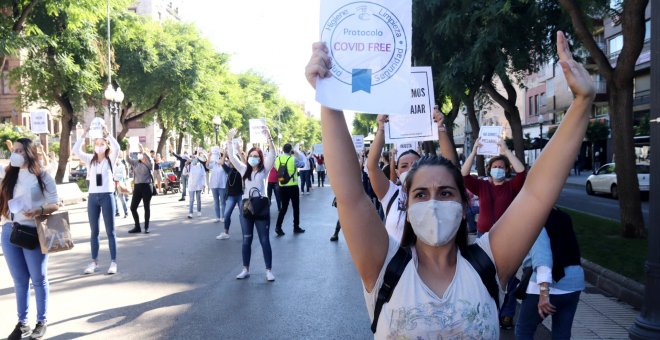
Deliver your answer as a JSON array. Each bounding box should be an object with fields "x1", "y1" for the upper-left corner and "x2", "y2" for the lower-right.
[
  {"x1": 73, "y1": 124, "x2": 120, "y2": 275},
  {"x1": 226, "y1": 127, "x2": 276, "y2": 281},
  {"x1": 125, "y1": 144, "x2": 154, "y2": 234},
  {"x1": 1, "y1": 138, "x2": 59, "y2": 340}
]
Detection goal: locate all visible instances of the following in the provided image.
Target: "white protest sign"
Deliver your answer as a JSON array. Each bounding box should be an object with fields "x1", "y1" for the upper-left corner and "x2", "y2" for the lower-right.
[
  {"x1": 395, "y1": 141, "x2": 417, "y2": 160},
  {"x1": 477, "y1": 126, "x2": 503, "y2": 156},
  {"x1": 313, "y1": 144, "x2": 324, "y2": 155},
  {"x1": 352, "y1": 135, "x2": 365, "y2": 153},
  {"x1": 88, "y1": 117, "x2": 105, "y2": 139},
  {"x1": 128, "y1": 136, "x2": 140, "y2": 153},
  {"x1": 385, "y1": 67, "x2": 437, "y2": 143},
  {"x1": 30, "y1": 109, "x2": 49, "y2": 134},
  {"x1": 249, "y1": 118, "x2": 267, "y2": 144},
  {"x1": 316, "y1": 0, "x2": 412, "y2": 115}
]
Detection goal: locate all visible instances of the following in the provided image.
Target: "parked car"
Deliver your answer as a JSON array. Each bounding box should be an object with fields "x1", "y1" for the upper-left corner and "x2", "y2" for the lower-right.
[
  {"x1": 586, "y1": 163, "x2": 650, "y2": 198},
  {"x1": 69, "y1": 164, "x2": 87, "y2": 182}
]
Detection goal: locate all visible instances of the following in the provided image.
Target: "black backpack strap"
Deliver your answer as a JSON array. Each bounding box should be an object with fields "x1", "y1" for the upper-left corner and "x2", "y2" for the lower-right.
[
  {"x1": 384, "y1": 189, "x2": 400, "y2": 217},
  {"x1": 463, "y1": 244, "x2": 500, "y2": 309},
  {"x1": 371, "y1": 246, "x2": 412, "y2": 333}
]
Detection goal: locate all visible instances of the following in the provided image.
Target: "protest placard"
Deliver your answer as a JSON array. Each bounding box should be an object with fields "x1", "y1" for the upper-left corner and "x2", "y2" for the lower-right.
[
  {"x1": 313, "y1": 144, "x2": 324, "y2": 155},
  {"x1": 385, "y1": 67, "x2": 437, "y2": 143},
  {"x1": 395, "y1": 141, "x2": 417, "y2": 160},
  {"x1": 249, "y1": 118, "x2": 267, "y2": 144},
  {"x1": 88, "y1": 117, "x2": 105, "y2": 139},
  {"x1": 352, "y1": 135, "x2": 365, "y2": 153},
  {"x1": 477, "y1": 126, "x2": 503, "y2": 156},
  {"x1": 316, "y1": 0, "x2": 412, "y2": 115},
  {"x1": 128, "y1": 136, "x2": 140, "y2": 153},
  {"x1": 30, "y1": 110, "x2": 49, "y2": 134}
]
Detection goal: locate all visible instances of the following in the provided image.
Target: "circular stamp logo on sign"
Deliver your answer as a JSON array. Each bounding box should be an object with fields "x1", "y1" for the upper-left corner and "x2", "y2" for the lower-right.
[{"x1": 321, "y1": 2, "x2": 407, "y2": 93}]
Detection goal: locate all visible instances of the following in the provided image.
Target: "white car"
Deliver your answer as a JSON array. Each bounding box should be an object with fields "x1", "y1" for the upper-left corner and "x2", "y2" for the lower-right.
[{"x1": 586, "y1": 163, "x2": 650, "y2": 198}]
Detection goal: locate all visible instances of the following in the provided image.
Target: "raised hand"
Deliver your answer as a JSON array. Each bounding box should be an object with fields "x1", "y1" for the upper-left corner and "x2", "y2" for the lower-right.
[
  {"x1": 227, "y1": 128, "x2": 237, "y2": 142},
  {"x1": 305, "y1": 42, "x2": 332, "y2": 89},
  {"x1": 377, "y1": 114, "x2": 389, "y2": 130},
  {"x1": 557, "y1": 31, "x2": 595, "y2": 99}
]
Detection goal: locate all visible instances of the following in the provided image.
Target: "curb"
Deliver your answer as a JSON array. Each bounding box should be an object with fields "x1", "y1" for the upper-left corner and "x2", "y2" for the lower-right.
[{"x1": 581, "y1": 257, "x2": 644, "y2": 309}]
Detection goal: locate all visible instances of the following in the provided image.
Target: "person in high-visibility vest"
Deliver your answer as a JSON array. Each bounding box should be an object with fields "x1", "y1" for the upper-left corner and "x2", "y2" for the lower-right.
[{"x1": 273, "y1": 143, "x2": 306, "y2": 237}]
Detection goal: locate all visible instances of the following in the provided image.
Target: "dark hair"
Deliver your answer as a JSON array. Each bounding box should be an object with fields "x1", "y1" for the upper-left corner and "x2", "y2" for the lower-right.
[
  {"x1": 382, "y1": 152, "x2": 390, "y2": 163},
  {"x1": 396, "y1": 149, "x2": 421, "y2": 167},
  {"x1": 283, "y1": 143, "x2": 292, "y2": 154},
  {"x1": 486, "y1": 155, "x2": 512, "y2": 178},
  {"x1": 90, "y1": 138, "x2": 111, "y2": 166},
  {"x1": 399, "y1": 156, "x2": 469, "y2": 253},
  {"x1": 0, "y1": 138, "x2": 46, "y2": 218},
  {"x1": 243, "y1": 147, "x2": 265, "y2": 182}
]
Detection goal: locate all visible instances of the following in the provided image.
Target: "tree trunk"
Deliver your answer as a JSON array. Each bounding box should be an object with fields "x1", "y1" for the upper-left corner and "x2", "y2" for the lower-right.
[
  {"x1": 116, "y1": 95, "x2": 165, "y2": 141},
  {"x1": 609, "y1": 84, "x2": 646, "y2": 237},
  {"x1": 54, "y1": 95, "x2": 75, "y2": 184},
  {"x1": 483, "y1": 73, "x2": 526, "y2": 165},
  {"x1": 465, "y1": 92, "x2": 486, "y2": 176},
  {"x1": 177, "y1": 131, "x2": 184, "y2": 154},
  {"x1": 156, "y1": 127, "x2": 169, "y2": 155},
  {"x1": 442, "y1": 97, "x2": 461, "y2": 163}
]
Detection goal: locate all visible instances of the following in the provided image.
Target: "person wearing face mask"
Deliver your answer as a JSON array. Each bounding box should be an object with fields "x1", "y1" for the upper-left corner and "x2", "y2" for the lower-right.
[
  {"x1": 186, "y1": 155, "x2": 206, "y2": 219},
  {"x1": 208, "y1": 149, "x2": 228, "y2": 226},
  {"x1": 305, "y1": 31, "x2": 595, "y2": 338},
  {"x1": 226, "y1": 127, "x2": 276, "y2": 281},
  {"x1": 125, "y1": 144, "x2": 154, "y2": 234},
  {"x1": 1, "y1": 138, "x2": 60, "y2": 340},
  {"x1": 73, "y1": 125, "x2": 120, "y2": 275},
  {"x1": 461, "y1": 138, "x2": 526, "y2": 329},
  {"x1": 366, "y1": 109, "x2": 456, "y2": 243}
]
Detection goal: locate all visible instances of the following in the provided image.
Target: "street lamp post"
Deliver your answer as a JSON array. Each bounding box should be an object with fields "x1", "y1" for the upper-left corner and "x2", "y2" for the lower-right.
[
  {"x1": 212, "y1": 116, "x2": 222, "y2": 145},
  {"x1": 538, "y1": 115, "x2": 545, "y2": 150},
  {"x1": 104, "y1": 84, "x2": 124, "y2": 138},
  {"x1": 629, "y1": 1, "x2": 660, "y2": 338}
]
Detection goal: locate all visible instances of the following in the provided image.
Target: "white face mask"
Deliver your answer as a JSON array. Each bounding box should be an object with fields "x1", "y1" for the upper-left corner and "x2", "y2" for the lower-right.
[
  {"x1": 10, "y1": 153, "x2": 25, "y2": 168},
  {"x1": 490, "y1": 168, "x2": 506, "y2": 181},
  {"x1": 398, "y1": 170, "x2": 410, "y2": 186},
  {"x1": 137, "y1": 153, "x2": 144, "y2": 160},
  {"x1": 408, "y1": 200, "x2": 463, "y2": 247},
  {"x1": 95, "y1": 146, "x2": 107, "y2": 154},
  {"x1": 248, "y1": 156, "x2": 260, "y2": 167}
]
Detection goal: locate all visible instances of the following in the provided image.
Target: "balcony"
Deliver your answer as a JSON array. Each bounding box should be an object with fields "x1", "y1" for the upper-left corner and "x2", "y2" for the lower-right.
[{"x1": 633, "y1": 89, "x2": 651, "y2": 107}]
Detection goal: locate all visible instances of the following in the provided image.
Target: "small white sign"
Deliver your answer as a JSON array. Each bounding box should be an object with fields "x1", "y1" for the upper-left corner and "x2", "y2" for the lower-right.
[
  {"x1": 249, "y1": 118, "x2": 267, "y2": 144},
  {"x1": 352, "y1": 135, "x2": 365, "y2": 153},
  {"x1": 315, "y1": 0, "x2": 413, "y2": 115},
  {"x1": 477, "y1": 126, "x2": 503, "y2": 156},
  {"x1": 385, "y1": 67, "x2": 437, "y2": 143},
  {"x1": 128, "y1": 136, "x2": 140, "y2": 153},
  {"x1": 395, "y1": 141, "x2": 417, "y2": 160},
  {"x1": 30, "y1": 110, "x2": 49, "y2": 134},
  {"x1": 313, "y1": 144, "x2": 324, "y2": 155},
  {"x1": 88, "y1": 117, "x2": 105, "y2": 139}
]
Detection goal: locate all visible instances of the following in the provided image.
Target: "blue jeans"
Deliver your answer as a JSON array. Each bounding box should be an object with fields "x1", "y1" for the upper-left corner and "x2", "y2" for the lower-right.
[
  {"x1": 466, "y1": 205, "x2": 479, "y2": 233},
  {"x1": 224, "y1": 194, "x2": 243, "y2": 231},
  {"x1": 500, "y1": 276, "x2": 521, "y2": 318},
  {"x1": 88, "y1": 192, "x2": 117, "y2": 261},
  {"x1": 240, "y1": 214, "x2": 272, "y2": 269},
  {"x1": 211, "y1": 188, "x2": 227, "y2": 219},
  {"x1": 180, "y1": 175, "x2": 188, "y2": 198},
  {"x1": 515, "y1": 291, "x2": 581, "y2": 339},
  {"x1": 299, "y1": 170, "x2": 311, "y2": 192},
  {"x1": 2, "y1": 223, "x2": 49, "y2": 322},
  {"x1": 115, "y1": 190, "x2": 128, "y2": 215},
  {"x1": 188, "y1": 190, "x2": 201, "y2": 214}
]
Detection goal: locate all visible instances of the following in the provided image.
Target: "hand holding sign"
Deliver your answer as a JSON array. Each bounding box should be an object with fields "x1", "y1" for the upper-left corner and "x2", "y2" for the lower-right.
[{"x1": 477, "y1": 126, "x2": 503, "y2": 156}]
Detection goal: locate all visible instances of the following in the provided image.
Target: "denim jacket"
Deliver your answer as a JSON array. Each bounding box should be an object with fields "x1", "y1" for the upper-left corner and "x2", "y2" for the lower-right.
[{"x1": 523, "y1": 228, "x2": 585, "y2": 292}]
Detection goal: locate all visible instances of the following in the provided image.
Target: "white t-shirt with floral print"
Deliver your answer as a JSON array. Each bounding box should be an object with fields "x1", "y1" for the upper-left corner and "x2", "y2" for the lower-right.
[{"x1": 364, "y1": 233, "x2": 501, "y2": 339}]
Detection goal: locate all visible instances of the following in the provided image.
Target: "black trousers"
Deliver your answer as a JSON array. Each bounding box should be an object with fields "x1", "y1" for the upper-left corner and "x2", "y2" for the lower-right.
[
  {"x1": 317, "y1": 171, "x2": 326, "y2": 187},
  {"x1": 131, "y1": 183, "x2": 153, "y2": 229},
  {"x1": 275, "y1": 185, "x2": 300, "y2": 230},
  {"x1": 267, "y1": 182, "x2": 282, "y2": 210}
]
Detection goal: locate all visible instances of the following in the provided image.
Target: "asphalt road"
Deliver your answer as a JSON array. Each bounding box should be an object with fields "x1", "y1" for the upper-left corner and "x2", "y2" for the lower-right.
[
  {"x1": 557, "y1": 184, "x2": 650, "y2": 225},
  {"x1": 0, "y1": 183, "x2": 552, "y2": 339}
]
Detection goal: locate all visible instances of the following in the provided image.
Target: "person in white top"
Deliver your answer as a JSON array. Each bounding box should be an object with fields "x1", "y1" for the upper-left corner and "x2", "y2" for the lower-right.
[
  {"x1": 186, "y1": 155, "x2": 206, "y2": 219},
  {"x1": 1, "y1": 137, "x2": 60, "y2": 340},
  {"x1": 208, "y1": 150, "x2": 228, "y2": 226},
  {"x1": 305, "y1": 32, "x2": 595, "y2": 338},
  {"x1": 73, "y1": 124, "x2": 120, "y2": 275},
  {"x1": 113, "y1": 154, "x2": 130, "y2": 218},
  {"x1": 226, "y1": 127, "x2": 276, "y2": 281}
]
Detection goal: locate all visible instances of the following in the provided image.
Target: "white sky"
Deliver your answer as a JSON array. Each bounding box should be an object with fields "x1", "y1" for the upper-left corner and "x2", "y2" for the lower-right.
[{"x1": 179, "y1": 0, "x2": 322, "y2": 117}]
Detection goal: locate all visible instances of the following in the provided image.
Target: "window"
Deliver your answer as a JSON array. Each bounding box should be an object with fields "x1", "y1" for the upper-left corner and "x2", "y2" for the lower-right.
[
  {"x1": 534, "y1": 95, "x2": 540, "y2": 115},
  {"x1": 1, "y1": 71, "x2": 9, "y2": 94},
  {"x1": 539, "y1": 92, "x2": 546, "y2": 108},
  {"x1": 645, "y1": 20, "x2": 651, "y2": 42},
  {"x1": 528, "y1": 96, "x2": 534, "y2": 116},
  {"x1": 608, "y1": 34, "x2": 623, "y2": 56}
]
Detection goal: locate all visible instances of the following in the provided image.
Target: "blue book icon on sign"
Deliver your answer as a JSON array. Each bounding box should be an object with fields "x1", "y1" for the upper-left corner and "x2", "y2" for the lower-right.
[{"x1": 352, "y1": 69, "x2": 372, "y2": 93}]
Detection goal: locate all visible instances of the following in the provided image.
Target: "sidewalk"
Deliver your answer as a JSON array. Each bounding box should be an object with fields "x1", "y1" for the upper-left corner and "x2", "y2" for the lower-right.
[{"x1": 564, "y1": 171, "x2": 592, "y2": 188}]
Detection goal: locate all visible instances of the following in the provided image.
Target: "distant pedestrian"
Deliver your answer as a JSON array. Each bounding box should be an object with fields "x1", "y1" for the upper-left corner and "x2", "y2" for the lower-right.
[
  {"x1": 172, "y1": 150, "x2": 190, "y2": 200},
  {"x1": 267, "y1": 167, "x2": 282, "y2": 210},
  {"x1": 315, "y1": 154, "x2": 326, "y2": 187},
  {"x1": 73, "y1": 124, "x2": 120, "y2": 275},
  {"x1": 208, "y1": 150, "x2": 228, "y2": 225},
  {"x1": 274, "y1": 143, "x2": 306, "y2": 236},
  {"x1": 125, "y1": 144, "x2": 155, "y2": 234},
  {"x1": 220, "y1": 157, "x2": 243, "y2": 240},
  {"x1": 227, "y1": 128, "x2": 276, "y2": 281},
  {"x1": 114, "y1": 155, "x2": 130, "y2": 218},
  {"x1": 298, "y1": 151, "x2": 312, "y2": 195},
  {"x1": 186, "y1": 155, "x2": 206, "y2": 219},
  {"x1": 573, "y1": 156, "x2": 581, "y2": 176},
  {"x1": 1, "y1": 137, "x2": 59, "y2": 340}
]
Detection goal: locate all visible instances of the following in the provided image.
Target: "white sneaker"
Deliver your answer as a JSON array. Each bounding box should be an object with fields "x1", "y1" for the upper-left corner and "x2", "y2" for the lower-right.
[
  {"x1": 187, "y1": 214, "x2": 193, "y2": 219},
  {"x1": 266, "y1": 270, "x2": 275, "y2": 282},
  {"x1": 83, "y1": 262, "x2": 97, "y2": 274},
  {"x1": 220, "y1": 217, "x2": 225, "y2": 222},
  {"x1": 236, "y1": 268, "x2": 250, "y2": 279},
  {"x1": 216, "y1": 232, "x2": 230, "y2": 240},
  {"x1": 107, "y1": 262, "x2": 117, "y2": 275},
  {"x1": 214, "y1": 218, "x2": 220, "y2": 223},
  {"x1": 196, "y1": 212, "x2": 202, "y2": 217}
]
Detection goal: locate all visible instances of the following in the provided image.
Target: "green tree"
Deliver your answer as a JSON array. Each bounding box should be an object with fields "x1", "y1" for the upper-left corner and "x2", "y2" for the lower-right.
[
  {"x1": 559, "y1": 0, "x2": 648, "y2": 237},
  {"x1": 352, "y1": 113, "x2": 377, "y2": 136},
  {"x1": 0, "y1": 123, "x2": 37, "y2": 153}
]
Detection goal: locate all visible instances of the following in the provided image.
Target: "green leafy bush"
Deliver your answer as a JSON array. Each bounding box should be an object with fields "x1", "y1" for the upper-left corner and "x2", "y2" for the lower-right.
[{"x1": 0, "y1": 124, "x2": 38, "y2": 152}]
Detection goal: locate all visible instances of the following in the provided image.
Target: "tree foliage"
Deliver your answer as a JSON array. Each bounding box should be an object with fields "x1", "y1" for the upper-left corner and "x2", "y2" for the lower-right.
[{"x1": 352, "y1": 113, "x2": 377, "y2": 136}]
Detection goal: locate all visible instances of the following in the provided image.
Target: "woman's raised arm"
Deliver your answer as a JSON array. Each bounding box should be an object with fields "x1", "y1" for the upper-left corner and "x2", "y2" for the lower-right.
[
  {"x1": 489, "y1": 31, "x2": 596, "y2": 282},
  {"x1": 306, "y1": 42, "x2": 388, "y2": 291}
]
